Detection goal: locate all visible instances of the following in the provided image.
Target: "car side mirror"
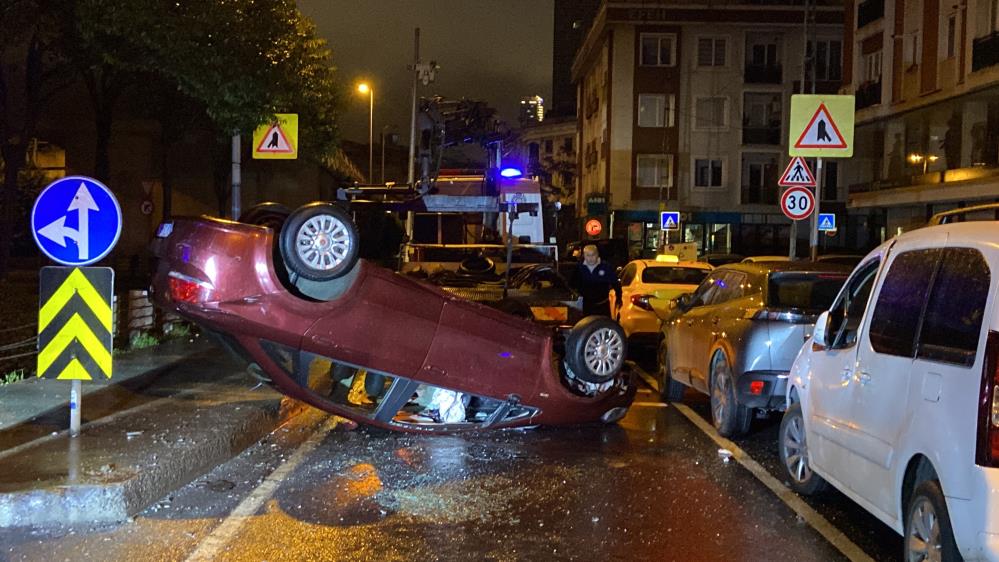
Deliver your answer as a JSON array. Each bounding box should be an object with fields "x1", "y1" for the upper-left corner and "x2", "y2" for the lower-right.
[
  {"x1": 812, "y1": 310, "x2": 831, "y2": 348},
  {"x1": 676, "y1": 293, "x2": 695, "y2": 311}
]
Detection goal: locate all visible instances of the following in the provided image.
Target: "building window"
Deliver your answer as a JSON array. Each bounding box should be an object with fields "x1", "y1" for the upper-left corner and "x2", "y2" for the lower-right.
[
  {"x1": 694, "y1": 158, "x2": 724, "y2": 188},
  {"x1": 697, "y1": 37, "x2": 727, "y2": 67},
  {"x1": 640, "y1": 34, "x2": 676, "y2": 67},
  {"x1": 563, "y1": 136, "x2": 574, "y2": 153},
  {"x1": 544, "y1": 139, "x2": 553, "y2": 154},
  {"x1": 742, "y1": 92, "x2": 782, "y2": 144},
  {"x1": 741, "y1": 154, "x2": 779, "y2": 204},
  {"x1": 947, "y1": 15, "x2": 957, "y2": 59},
  {"x1": 808, "y1": 39, "x2": 843, "y2": 81},
  {"x1": 637, "y1": 94, "x2": 675, "y2": 127},
  {"x1": 636, "y1": 154, "x2": 674, "y2": 187},
  {"x1": 694, "y1": 97, "x2": 728, "y2": 129},
  {"x1": 904, "y1": 33, "x2": 919, "y2": 67},
  {"x1": 863, "y1": 51, "x2": 883, "y2": 82}
]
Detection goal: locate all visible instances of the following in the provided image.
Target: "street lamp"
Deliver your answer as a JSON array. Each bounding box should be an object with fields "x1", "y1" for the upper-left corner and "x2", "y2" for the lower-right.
[
  {"x1": 908, "y1": 152, "x2": 939, "y2": 175},
  {"x1": 357, "y1": 82, "x2": 374, "y2": 183}
]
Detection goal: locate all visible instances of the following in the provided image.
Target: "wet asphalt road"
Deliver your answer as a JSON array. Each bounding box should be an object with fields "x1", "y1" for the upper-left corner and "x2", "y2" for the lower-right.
[{"x1": 2, "y1": 365, "x2": 903, "y2": 561}]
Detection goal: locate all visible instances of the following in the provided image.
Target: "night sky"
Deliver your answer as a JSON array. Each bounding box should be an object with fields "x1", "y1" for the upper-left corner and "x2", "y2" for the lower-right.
[{"x1": 297, "y1": 0, "x2": 554, "y2": 144}]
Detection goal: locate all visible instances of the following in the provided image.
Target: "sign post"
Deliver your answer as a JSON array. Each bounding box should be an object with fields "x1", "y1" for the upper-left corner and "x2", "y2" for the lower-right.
[
  {"x1": 777, "y1": 157, "x2": 817, "y2": 259},
  {"x1": 31, "y1": 176, "x2": 121, "y2": 438},
  {"x1": 789, "y1": 95, "x2": 855, "y2": 260},
  {"x1": 660, "y1": 211, "x2": 680, "y2": 245}
]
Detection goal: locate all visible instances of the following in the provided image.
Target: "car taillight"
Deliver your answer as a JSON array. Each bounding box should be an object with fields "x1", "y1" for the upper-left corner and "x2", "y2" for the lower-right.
[
  {"x1": 752, "y1": 308, "x2": 813, "y2": 324},
  {"x1": 167, "y1": 272, "x2": 212, "y2": 304},
  {"x1": 630, "y1": 294, "x2": 655, "y2": 311},
  {"x1": 975, "y1": 331, "x2": 999, "y2": 467}
]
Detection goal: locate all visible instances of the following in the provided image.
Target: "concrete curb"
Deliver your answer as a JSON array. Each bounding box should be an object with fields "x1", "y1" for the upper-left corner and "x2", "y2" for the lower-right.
[{"x1": 0, "y1": 352, "x2": 311, "y2": 528}]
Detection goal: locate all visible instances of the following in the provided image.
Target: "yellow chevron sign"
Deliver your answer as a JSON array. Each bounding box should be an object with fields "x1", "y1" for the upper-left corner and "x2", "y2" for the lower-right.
[{"x1": 37, "y1": 267, "x2": 114, "y2": 381}]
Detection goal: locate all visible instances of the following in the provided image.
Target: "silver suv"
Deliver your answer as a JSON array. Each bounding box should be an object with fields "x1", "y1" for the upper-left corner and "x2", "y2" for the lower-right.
[{"x1": 658, "y1": 261, "x2": 850, "y2": 437}]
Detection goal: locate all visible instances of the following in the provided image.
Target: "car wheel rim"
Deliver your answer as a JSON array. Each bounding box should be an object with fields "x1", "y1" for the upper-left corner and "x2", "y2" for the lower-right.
[
  {"x1": 584, "y1": 328, "x2": 624, "y2": 377},
  {"x1": 906, "y1": 498, "x2": 942, "y2": 562},
  {"x1": 782, "y1": 414, "x2": 812, "y2": 483},
  {"x1": 711, "y1": 359, "x2": 729, "y2": 427},
  {"x1": 296, "y1": 214, "x2": 351, "y2": 271}
]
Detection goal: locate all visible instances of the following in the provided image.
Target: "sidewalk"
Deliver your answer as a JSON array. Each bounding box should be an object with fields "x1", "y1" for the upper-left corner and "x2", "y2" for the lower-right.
[{"x1": 0, "y1": 336, "x2": 313, "y2": 527}]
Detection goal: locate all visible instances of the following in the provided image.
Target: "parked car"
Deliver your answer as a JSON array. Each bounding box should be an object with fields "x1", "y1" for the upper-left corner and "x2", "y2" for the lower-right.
[
  {"x1": 779, "y1": 219, "x2": 999, "y2": 561},
  {"x1": 659, "y1": 261, "x2": 850, "y2": 437},
  {"x1": 816, "y1": 254, "x2": 865, "y2": 267},
  {"x1": 609, "y1": 258, "x2": 712, "y2": 347},
  {"x1": 700, "y1": 253, "x2": 744, "y2": 267},
  {"x1": 150, "y1": 203, "x2": 635, "y2": 432},
  {"x1": 741, "y1": 255, "x2": 790, "y2": 263}
]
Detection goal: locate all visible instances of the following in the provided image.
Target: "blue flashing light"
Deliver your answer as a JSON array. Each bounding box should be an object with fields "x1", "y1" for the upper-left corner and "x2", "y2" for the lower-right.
[
  {"x1": 500, "y1": 167, "x2": 522, "y2": 178},
  {"x1": 499, "y1": 351, "x2": 512, "y2": 358}
]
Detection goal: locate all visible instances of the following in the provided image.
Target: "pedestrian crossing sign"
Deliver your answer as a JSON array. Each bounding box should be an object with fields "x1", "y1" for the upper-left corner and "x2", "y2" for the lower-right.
[
  {"x1": 817, "y1": 213, "x2": 836, "y2": 232},
  {"x1": 252, "y1": 113, "x2": 298, "y2": 160},
  {"x1": 778, "y1": 157, "x2": 816, "y2": 188},
  {"x1": 789, "y1": 95, "x2": 854, "y2": 158},
  {"x1": 660, "y1": 211, "x2": 680, "y2": 231}
]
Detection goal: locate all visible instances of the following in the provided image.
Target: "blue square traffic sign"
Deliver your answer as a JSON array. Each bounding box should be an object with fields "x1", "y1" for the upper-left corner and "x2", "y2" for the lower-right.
[
  {"x1": 817, "y1": 213, "x2": 836, "y2": 232},
  {"x1": 660, "y1": 211, "x2": 680, "y2": 231}
]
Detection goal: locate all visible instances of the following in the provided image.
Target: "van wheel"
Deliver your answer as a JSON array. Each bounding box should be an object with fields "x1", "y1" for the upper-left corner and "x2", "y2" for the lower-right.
[
  {"x1": 280, "y1": 203, "x2": 360, "y2": 281},
  {"x1": 565, "y1": 316, "x2": 627, "y2": 384},
  {"x1": 779, "y1": 402, "x2": 828, "y2": 495},
  {"x1": 658, "y1": 340, "x2": 685, "y2": 402},
  {"x1": 709, "y1": 352, "x2": 751, "y2": 437},
  {"x1": 905, "y1": 480, "x2": 960, "y2": 562}
]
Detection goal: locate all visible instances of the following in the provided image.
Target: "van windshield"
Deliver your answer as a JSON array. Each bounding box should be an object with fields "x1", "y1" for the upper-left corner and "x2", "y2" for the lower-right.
[{"x1": 767, "y1": 272, "x2": 848, "y2": 311}]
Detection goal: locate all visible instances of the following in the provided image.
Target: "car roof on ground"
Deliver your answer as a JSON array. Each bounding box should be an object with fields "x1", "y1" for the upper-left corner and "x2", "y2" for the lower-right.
[{"x1": 715, "y1": 260, "x2": 854, "y2": 275}]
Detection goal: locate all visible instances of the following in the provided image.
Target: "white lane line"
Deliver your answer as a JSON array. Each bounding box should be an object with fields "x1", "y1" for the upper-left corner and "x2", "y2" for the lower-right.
[
  {"x1": 632, "y1": 363, "x2": 873, "y2": 562},
  {"x1": 630, "y1": 401, "x2": 669, "y2": 408},
  {"x1": 185, "y1": 416, "x2": 338, "y2": 562},
  {"x1": 672, "y1": 403, "x2": 875, "y2": 562},
  {"x1": 628, "y1": 361, "x2": 661, "y2": 392}
]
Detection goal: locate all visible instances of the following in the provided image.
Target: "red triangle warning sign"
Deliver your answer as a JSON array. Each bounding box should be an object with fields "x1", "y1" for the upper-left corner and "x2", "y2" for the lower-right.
[
  {"x1": 794, "y1": 103, "x2": 847, "y2": 149},
  {"x1": 778, "y1": 156, "x2": 816, "y2": 187},
  {"x1": 255, "y1": 123, "x2": 295, "y2": 153}
]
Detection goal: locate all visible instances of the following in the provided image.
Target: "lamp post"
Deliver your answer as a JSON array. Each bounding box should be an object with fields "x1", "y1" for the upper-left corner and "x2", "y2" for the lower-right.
[{"x1": 357, "y1": 82, "x2": 374, "y2": 183}]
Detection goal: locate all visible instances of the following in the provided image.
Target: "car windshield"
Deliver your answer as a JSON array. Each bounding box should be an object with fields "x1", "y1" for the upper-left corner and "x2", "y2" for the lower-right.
[
  {"x1": 641, "y1": 266, "x2": 709, "y2": 285},
  {"x1": 767, "y1": 272, "x2": 848, "y2": 311}
]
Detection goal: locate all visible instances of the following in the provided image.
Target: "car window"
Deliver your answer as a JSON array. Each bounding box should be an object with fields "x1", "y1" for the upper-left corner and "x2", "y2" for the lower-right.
[
  {"x1": 868, "y1": 249, "x2": 942, "y2": 358},
  {"x1": 620, "y1": 264, "x2": 638, "y2": 286},
  {"x1": 705, "y1": 271, "x2": 747, "y2": 306},
  {"x1": 917, "y1": 248, "x2": 991, "y2": 366},
  {"x1": 692, "y1": 271, "x2": 725, "y2": 305},
  {"x1": 767, "y1": 272, "x2": 849, "y2": 312},
  {"x1": 641, "y1": 266, "x2": 710, "y2": 285},
  {"x1": 826, "y1": 259, "x2": 880, "y2": 348}
]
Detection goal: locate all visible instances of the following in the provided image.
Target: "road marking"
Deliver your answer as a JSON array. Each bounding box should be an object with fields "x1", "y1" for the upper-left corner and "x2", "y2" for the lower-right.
[
  {"x1": 185, "y1": 415, "x2": 338, "y2": 562},
  {"x1": 631, "y1": 363, "x2": 874, "y2": 562},
  {"x1": 628, "y1": 360, "x2": 661, "y2": 391},
  {"x1": 630, "y1": 401, "x2": 669, "y2": 408}
]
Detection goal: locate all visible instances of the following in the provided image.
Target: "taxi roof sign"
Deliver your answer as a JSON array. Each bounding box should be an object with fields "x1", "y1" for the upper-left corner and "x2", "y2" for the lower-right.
[{"x1": 788, "y1": 95, "x2": 854, "y2": 158}]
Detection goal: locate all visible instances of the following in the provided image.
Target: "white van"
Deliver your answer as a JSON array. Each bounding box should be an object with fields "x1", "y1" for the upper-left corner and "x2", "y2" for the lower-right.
[{"x1": 781, "y1": 220, "x2": 999, "y2": 561}]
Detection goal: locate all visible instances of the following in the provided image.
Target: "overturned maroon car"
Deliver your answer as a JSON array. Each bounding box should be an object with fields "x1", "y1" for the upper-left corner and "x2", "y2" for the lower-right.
[{"x1": 149, "y1": 203, "x2": 635, "y2": 432}]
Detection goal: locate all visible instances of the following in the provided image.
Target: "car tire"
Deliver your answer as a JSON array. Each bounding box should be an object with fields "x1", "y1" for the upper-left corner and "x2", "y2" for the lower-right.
[
  {"x1": 279, "y1": 203, "x2": 360, "y2": 282},
  {"x1": 779, "y1": 402, "x2": 828, "y2": 495},
  {"x1": 565, "y1": 316, "x2": 627, "y2": 384},
  {"x1": 239, "y1": 202, "x2": 291, "y2": 232},
  {"x1": 658, "y1": 339, "x2": 685, "y2": 403},
  {"x1": 709, "y1": 351, "x2": 752, "y2": 438},
  {"x1": 905, "y1": 480, "x2": 960, "y2": 562}
]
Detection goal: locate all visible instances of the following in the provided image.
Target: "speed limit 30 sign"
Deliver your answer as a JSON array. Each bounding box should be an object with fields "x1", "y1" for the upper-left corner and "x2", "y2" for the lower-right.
[{"x1": 780, "y1": 186, "x2": 815, "y2": 221}]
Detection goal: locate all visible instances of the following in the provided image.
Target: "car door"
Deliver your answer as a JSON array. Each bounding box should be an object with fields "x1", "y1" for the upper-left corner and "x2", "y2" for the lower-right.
[
  {"x1": 805, "y1": 257, "x2": 883, "y2": 481},
  {"x1": 687, "y1": 270, "x2": 746, "y2": 391},
  {"x1": 838, "y1": 244, "x2": 942, "y2": 510},
  {"x1": 850, "y1": 245, "x2": 991, "y2": 516},
  {"x1": 667, "y1": 271, "x2": 724, "y2": 385},
  {"x1": 613, "y1": 263, "x2": 638, "y2": 318}
]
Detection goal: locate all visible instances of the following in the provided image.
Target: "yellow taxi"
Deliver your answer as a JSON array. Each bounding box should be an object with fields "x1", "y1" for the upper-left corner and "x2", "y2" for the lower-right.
[{"x1": 609, "y1": 255, "x2": 713, "y2": 347}]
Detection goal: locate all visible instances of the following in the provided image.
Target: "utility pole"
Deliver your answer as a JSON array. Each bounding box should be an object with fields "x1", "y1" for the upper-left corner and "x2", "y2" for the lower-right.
[
  {"x1": 790, "y1": 0, "x2": 809, "y2": 260},
  {"x1": 807, "y1": 0, "x2": 821, "y2": 262}
]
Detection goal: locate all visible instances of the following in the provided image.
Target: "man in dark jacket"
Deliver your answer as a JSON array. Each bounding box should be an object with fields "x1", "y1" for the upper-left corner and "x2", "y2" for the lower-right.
[{"x1": 570, "y1": 244, "x2": 622, "y2": 318}]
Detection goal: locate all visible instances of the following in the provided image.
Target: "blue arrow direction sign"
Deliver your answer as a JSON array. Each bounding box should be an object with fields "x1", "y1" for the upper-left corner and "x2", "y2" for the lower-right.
[
  {"x1": 31, "y1": 176, "x2": 122, "y2": 266},
  {"x1": 660, "y1": 211, "x2": 680, "y2": 231},
  {"x1": 817, "y1": 213, "x2": 836, "y2": 232}
]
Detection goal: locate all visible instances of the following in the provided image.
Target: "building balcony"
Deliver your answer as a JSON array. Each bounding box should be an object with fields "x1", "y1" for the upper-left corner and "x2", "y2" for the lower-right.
[
  {"x1": 857, "y1": 0, "x2": 884, "y2": 28},
  {"x1": 972, "y1": 32, "x2": 999, "y2": 72},
  {"x1": 744, "y1": 64, "x2": 783, "y2": 84},
  {"x1": 855, "y1": 80, "x2": 882, "y2": 110},
  {"x1": 742, "y1": 127, "x2": 781, "y2": 145},
  {"x1": 792, "y1": 79, "x2": 841, "y2": 95}
]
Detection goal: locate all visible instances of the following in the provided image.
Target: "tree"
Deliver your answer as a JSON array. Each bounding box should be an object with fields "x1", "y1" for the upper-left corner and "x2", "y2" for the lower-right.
[{"x1": 0, "y1": 0, "x2": 75, "y2": 278}]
